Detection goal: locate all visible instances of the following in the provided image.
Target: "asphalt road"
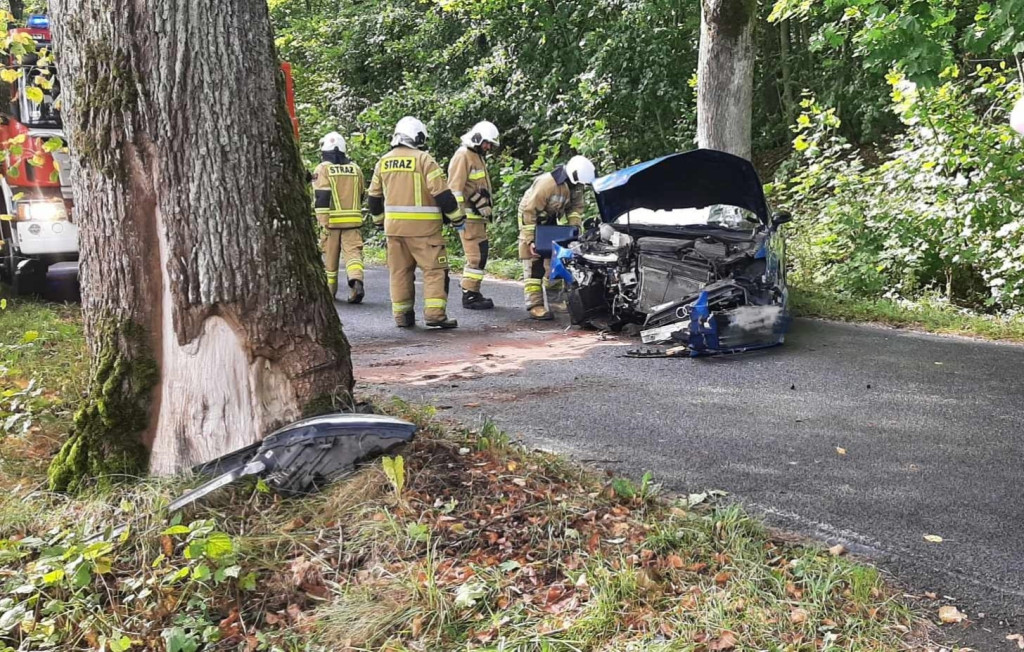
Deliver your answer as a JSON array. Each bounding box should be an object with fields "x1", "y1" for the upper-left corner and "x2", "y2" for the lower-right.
[{"x1": 341, "y1": 267, "x2": 1024, "y2": 648}]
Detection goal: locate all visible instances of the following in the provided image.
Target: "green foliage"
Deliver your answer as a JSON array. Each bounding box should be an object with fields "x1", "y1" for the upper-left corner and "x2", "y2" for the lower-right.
[
  {"x1": 775, "y1": 65, "x2": 1024, "y2": 311},
  {"x1": 381, "y1": 454, "x2": 406, "y2": 500},
  {"x1": 0, "y1": 516, "x2": 246, "y2": 651},
  {"x1": 271, "y1": 0, "x2": 696, "y2": 255}
]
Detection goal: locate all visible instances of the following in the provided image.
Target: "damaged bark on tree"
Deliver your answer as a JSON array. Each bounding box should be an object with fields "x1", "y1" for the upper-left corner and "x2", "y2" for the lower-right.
[
  {"x1": 47, "y1": 0, "x2": 353, "y2": 490},
  {"x1": 696, "y1": 0, "x2": 756, "y2": 161}
]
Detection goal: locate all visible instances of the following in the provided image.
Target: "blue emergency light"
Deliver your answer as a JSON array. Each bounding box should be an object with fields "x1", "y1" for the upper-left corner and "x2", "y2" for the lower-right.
[{"x1": 26, "y1": 15, "x2": 49, "y2": 29}]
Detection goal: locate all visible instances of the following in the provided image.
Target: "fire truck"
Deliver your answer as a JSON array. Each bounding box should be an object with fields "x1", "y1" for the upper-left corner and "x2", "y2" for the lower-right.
[
  {"x1": 0, "y1": 14, "x2": 74, "y2": 296},
  {"x1": 0, "y1": 16, "x2": 301, "y2": 297}
]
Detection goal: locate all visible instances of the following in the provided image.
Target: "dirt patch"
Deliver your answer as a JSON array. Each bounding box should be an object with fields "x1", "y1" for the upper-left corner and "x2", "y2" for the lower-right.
[{"x1": 358, "y1": 332, "x2": 626, "y2": 385}]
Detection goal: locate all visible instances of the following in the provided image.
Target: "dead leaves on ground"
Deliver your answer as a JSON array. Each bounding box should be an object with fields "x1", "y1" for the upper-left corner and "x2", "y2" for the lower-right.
[
  {"x1": 237, "y1": 432, "x2": 908, "y2": 650},
  {"x1": 938, "y1": 605, "x2": 968, "y2": 624}
]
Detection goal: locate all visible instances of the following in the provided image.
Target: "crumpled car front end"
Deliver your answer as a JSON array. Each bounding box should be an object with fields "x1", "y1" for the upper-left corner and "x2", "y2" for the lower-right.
[{"x1": 551, "y1": 149, "x2": 791, "y2": 356}]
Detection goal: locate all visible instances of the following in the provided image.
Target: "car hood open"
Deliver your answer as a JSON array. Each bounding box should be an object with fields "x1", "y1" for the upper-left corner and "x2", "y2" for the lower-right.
[{"x1": 593, "y1": 149, "x2": 769, "y2": 225}]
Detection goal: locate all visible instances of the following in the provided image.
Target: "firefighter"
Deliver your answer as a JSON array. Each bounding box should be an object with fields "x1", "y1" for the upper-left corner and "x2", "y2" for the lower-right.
[
  {"x1": 449, "y1": 121, "x2": 500, "y2": 310},
  {"x1": 368, "y1": 116, "x2": 464, "y2": 328},
  {"x1": 517, "y1": 155, "x2": 596, "y2": 320},
  {"x1": 312, "y1": 131, "x2": 366, "y2": 303}
]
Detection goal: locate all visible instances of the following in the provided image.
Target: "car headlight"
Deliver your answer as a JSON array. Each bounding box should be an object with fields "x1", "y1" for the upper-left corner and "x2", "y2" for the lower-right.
[{"x1": 17, "y1": 201, "x2": 67, "y2": 222}]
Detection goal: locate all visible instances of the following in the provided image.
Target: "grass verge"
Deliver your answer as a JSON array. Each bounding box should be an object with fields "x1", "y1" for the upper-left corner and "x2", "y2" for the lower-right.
[
  {"x1": 0, "y1": 300, "x2": 932, "y2": 650},
  {"x1": 0, "y1": 298, "x2": 87, "y2": 486},
  {"x1": 790, "y1": 285, "x2": 1024, "y2": 343}
]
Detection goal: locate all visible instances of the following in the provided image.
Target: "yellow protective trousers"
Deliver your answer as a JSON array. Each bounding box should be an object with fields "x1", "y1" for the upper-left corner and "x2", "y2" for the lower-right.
[
  {"x1": 387, "y1": 234, "x2": 450, "y2": 323},
  {"x1": 321, "y1": 228, "x2": 365, "y2": 290},
  {"x1": 521, "y1": 257, "x2": 564, "y2": 309},
  {"x1": 458, "y1": 220, "x2": 489, "y2": 293}
]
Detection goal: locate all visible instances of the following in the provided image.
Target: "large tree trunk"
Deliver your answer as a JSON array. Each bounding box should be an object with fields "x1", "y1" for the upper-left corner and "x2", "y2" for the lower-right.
[
  {"x1": 696, "y1": 0, "x2": 756, "y2": 161},
  {"x1": 46, "y1": 0, "x2": 353, "y2": 490}
]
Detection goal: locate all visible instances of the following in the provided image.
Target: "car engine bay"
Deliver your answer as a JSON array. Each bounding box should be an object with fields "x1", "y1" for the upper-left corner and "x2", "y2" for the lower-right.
[{"x1": 563, "y1": 222, "x2": 788, "y2": 352}]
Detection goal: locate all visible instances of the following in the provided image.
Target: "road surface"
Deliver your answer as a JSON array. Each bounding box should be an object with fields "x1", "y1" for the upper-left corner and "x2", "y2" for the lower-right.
[{"x1": 341, "y1": 267, "x2": 1024, "y2": 648}]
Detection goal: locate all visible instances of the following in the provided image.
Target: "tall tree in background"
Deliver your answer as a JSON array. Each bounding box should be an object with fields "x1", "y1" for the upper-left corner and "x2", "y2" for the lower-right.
[
  {"x1": 697, "y1": 0, "x2": 757, "y2": 160},
  {"x1": 46, "y1": 0, "x2": 353, "y2": 490}
]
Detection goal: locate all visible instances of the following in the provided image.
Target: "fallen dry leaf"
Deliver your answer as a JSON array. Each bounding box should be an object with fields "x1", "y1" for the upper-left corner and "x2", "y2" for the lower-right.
[
  {"x1": 924, "y1": 591, "x2": 938, "y2": 600},
  {"x1": 411, "y1": 614, "x2": 423, "y2": 637},
  {"x1": 1007, "y1": 634, "x2": 1024, "y2": 649},
  {"x1": 714, "y1": 571, "x2": 732, "y2": 586},
  {"x1": 836, "y1": 447, "x2": 847, "y2": 456},
  {"x1": 281, "y1": 517, "x2": 306, "y2": 533},
  {"x1": 709, "y1": 631, "x2": 738, "y2": 651},
  {"x1": 923, "y1": 534, "x2": 944, "y2": 543},
  {"x1": 790, "y1": 608, "x2": 809, "y2": 624},
  {"x1": 938, "y1": 605, "x2": 967, "y2": 624},
  {"x1": 667, "y1": 554, "x2": 685, "y2": 569},
  {"x1": 828, "y1": 544, "x2": 847, "y2": 557}
]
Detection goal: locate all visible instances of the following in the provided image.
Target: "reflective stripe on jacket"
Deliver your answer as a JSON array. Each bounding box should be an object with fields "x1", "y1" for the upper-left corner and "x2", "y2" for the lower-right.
[
  {"x1": 312, "y1": 161, "x2": 365, "y2": 229},
  {"x1": 368, "y1": 146, "x2": 460, "y2": 237}
]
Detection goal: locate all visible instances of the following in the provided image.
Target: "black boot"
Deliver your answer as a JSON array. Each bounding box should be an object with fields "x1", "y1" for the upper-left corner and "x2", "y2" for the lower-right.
[
  {"x1": 396, "y1": 312, "x2": 415, "y2": 328},
  {"x1": 348, "y1": 279, "x2": 365, "y2": 304},
  {"x1": 462, "y1": 290, "x2": 494, "y2": 310},
  {"x1": 425, "y1": 317, "x2": 459, "y2": 329}
]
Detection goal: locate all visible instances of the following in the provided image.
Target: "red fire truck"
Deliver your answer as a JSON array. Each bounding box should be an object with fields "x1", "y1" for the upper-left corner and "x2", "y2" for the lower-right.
[
  {"x1": 0, "y1": 16, "x2": 300, "y2": 296},
  {"x1": 0, "y1": 14, "x2": 74, "y2": 295}
]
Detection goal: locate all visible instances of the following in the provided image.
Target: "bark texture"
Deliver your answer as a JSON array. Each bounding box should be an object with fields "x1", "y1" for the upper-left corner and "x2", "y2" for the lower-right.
[
  {"x1": 696, "y1": 0, "x2": 756, "y2": 161},
  {"x1": 48, "y1": 0, "x2": 353, "y2": 487}
]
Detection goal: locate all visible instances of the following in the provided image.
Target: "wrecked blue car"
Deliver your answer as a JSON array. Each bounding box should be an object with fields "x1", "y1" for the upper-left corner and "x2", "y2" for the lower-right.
[{"x1": 551, "y1": 149, "x2": 792, "y2": 356}]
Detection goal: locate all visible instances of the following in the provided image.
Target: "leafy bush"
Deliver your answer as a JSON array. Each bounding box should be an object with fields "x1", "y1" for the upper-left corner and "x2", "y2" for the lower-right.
[{"x1": 774, "y1": 65, "x2": 1024, "y2": 311}]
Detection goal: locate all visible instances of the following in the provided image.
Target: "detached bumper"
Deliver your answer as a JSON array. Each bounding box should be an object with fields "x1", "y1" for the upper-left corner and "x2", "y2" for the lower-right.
[{"x1": 637, "y1": 287, "x2": 790, "y2": 356}]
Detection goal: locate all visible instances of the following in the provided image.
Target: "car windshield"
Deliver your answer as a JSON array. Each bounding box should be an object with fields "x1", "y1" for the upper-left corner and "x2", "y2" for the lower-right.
[{"x1": 613, "y1": 205, "x2": 760, "y2": 230}]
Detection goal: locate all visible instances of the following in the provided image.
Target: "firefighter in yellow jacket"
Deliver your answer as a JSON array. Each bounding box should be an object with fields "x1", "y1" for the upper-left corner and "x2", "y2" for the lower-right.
[
  {"x1": 312, "y1": 131, "x2": 365, "y2": 303},
  {"x1": 368, "y1": 117, "x2": 464, "y2": 328},
  {"x1": 449, "y1": 121, "x2": 500, "y2": 310},
  {"x1": 518, "y1": 155, "x2": 596, "y2": 320}
]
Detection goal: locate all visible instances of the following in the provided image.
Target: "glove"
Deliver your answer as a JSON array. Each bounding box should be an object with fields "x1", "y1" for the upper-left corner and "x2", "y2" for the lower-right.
[{"x1": 478, "y1": 205, "x2": 493, "y2": 219}]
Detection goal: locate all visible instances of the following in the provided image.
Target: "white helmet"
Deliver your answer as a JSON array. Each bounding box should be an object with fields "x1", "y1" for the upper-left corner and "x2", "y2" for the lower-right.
[
  {"x1": 1012, "y1": 96, "x2": 1024, "y2": 136},
  {"x1": 461, "y1": 120, "x2": 500, "y2": 148},
  {"x1": 320, "y1": 131, "x2": 346, "y2": 153},
  {"x1": 565, "y1": 155, "x2": 596, "y2": 185},
  {"x1": 391, "y1": 116, "x2": 428, "y2": 148}
]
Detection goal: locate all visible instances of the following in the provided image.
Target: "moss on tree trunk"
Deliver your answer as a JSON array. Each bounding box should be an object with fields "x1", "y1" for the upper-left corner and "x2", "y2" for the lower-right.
[{"x1": 48, "y1": 323, "x2": 158, "y2": 492}]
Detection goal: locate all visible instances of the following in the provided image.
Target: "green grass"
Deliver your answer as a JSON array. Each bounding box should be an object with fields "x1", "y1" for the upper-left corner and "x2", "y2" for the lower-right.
[
  {"x1": 0, "y1": 298, "x2": 87, "y2": 485},
  {"x1": 791, "y1": 284, "x2": 1024, "y2": 343},
  {"x1": 0, "y1": 299, "x2": 937, "y2": 650}
]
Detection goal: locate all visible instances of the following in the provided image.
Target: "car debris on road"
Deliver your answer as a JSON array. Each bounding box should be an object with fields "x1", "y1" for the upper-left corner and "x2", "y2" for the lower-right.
[{"x1": 88, "y1": 413, "x2": 416, "y2": 542}]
